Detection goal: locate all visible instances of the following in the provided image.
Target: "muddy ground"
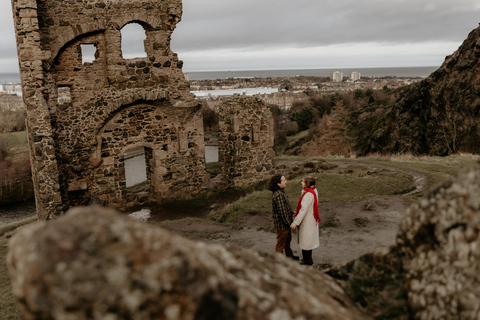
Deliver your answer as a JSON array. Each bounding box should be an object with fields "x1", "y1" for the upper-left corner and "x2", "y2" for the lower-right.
[
  {"x1": 0, "y1": 160, "x2": 425, "y2": 266},
  {"x1": 0, "y1": 200, "x2": 36, "y2": 226},
  {"x1": 146, "y1": 160, "x2": 425, "y2": 265},
  {"x1": 162, "y1": 195, "x2": 407, "y2": 265}
]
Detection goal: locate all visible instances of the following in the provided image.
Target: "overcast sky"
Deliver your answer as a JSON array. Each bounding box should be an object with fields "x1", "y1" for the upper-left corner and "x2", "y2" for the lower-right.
[{"x1": 1, "y1": 0, "x2": 480, "y2": 73}]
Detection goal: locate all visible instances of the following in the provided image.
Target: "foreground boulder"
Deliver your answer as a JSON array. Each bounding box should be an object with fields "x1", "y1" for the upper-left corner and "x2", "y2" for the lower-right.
[
  {"x1": 7, "y1": 206, "x2": 370, "y2": 320},
  {"x1": 397, "y1": 161, "x2": 480, "y2": 319},
  {"x1": 328, "y1": 161, "x2": 480, "y2": 319}
]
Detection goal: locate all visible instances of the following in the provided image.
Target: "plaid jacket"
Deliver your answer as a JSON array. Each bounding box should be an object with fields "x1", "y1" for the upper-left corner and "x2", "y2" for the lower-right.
[{"x1": 272, "y1": 189, "x2": 294, "y2": 230}]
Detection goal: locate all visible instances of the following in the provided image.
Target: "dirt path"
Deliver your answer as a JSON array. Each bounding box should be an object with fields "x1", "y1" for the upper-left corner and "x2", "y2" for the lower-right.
[
  {"x1": 199, "y1": 195, "x2": 405, "y2": 265},
  {"x1": 1, "y1": 161, "x2": 428, "y2": 266},
  {"x1": 165, "y1": 161, "x2": 428, "y2": 265}
]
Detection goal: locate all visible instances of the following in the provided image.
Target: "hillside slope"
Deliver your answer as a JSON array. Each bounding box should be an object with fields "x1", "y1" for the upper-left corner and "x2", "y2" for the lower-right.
[{"x1": 372, "y1": 24, "x2": 480, "y2": 155}]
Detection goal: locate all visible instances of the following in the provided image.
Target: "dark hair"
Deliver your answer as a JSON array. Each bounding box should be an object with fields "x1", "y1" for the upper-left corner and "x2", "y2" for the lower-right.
[
  {"x1": 303, "y1": 176, "x2": 315, "y2": 188},
  {"x1": 268, "y1": 174, "x2": 283, "y2": 192}
]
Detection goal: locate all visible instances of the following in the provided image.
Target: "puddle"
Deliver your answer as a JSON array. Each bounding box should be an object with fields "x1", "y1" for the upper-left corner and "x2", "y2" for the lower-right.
[{"x1": 128, "y1": 208, "x2": 151, "y2": 222}]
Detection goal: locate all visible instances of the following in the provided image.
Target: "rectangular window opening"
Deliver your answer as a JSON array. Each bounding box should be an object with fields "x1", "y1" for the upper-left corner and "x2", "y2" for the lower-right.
[
  {"x1": 80, "y1": 43, "x2": 97, "y2": 64},
  {"x1": 57, "y1": 86, "x2": 71, "y2": 104}
]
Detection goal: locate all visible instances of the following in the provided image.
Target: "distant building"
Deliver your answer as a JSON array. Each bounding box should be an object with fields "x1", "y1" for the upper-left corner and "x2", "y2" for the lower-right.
[
  {"x1": 349, "y1": 71, "x2": 361, "y2": 82},
  {"x1": 191, "y1": 87, "x2": 278, "y2": 98},
  {"x1": 1, "y1": 83, "x2": 22, "y2": 96},
  {"x1": 330, "y1": 71, "x2": 343, "y2": 82}
]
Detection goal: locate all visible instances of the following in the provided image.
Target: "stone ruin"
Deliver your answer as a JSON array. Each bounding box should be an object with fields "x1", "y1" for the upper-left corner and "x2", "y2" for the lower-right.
[
  {"x1": 11, "y1": 0, "x2": 275, "y2": 220},
  {"x1": 218, "y1": 96, "x2": 275, "y2": 187}
]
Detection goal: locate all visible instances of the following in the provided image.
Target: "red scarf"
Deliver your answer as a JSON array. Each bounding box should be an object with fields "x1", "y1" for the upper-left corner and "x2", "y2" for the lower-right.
[{"x1": 294, "y1": 187, "x2": 320, "y2": 224}]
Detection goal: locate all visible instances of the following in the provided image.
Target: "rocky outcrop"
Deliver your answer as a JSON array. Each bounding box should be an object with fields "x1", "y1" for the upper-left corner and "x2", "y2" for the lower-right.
[
  {"x1": 7, "y1": 206, "x2": 370, "y2": 320},
  {"x1": 369, "y1": 24, "x2": 480, "y2": 155},
  {"x1": 397, "y1": 161, "x2": 480, "y2": 319},
  {"x1": 328, "y1": 161, "x2": 480, "y2": 319},
  {"x1": 326, "y1": 246, "x2": 410, "y2": 319}
]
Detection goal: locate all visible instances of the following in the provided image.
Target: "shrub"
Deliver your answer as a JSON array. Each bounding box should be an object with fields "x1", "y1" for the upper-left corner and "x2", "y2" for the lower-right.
[{"x1": 0, "y1": 134, "x2": 18, "y2": 161}]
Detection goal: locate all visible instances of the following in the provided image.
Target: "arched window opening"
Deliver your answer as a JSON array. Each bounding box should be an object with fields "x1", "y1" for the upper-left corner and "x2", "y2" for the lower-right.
[
  {"x1": 124, "y1": 146, "x2": 149, "y2": 200},
  {"x1": 80, "y1": 44, "x2": 97, "y2": 64},
  {"x1": 121, "y1": 23, "x2": 147, "y2": 59}
]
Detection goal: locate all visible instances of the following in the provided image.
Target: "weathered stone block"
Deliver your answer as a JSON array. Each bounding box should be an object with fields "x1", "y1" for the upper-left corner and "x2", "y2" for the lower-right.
[
  {"x1": 218, "y1": 96, "x2": 275, "y2": 187},
  {"x1": 7, "y1": 206, "x2": 371, "y2": 320}
]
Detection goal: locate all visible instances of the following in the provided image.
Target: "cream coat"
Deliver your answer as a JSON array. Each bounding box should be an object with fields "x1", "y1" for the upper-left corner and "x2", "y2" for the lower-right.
[{"x1": 293, "y1": 189, "x2": 320, "y2": 250}]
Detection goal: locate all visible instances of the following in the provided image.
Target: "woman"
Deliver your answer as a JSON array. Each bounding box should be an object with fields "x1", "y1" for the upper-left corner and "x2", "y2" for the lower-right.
[
  {"x1": 290, "y1": 176, "x2": 320, "y2": 265},
  {"x1": 268, "y1": 174, "x2": 299, "y2": 260}
]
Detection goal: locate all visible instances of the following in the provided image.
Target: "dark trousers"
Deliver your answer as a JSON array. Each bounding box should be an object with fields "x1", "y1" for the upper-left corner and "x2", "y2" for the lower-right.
[
  {"x1": 275, "y1": 228, "x2": 294, "y2": 257},
  {"x1": 302, "y1": 249, "x2": 313, "y2": 263}
]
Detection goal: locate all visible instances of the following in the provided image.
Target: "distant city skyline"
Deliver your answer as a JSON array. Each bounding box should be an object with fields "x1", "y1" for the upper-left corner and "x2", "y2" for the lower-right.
[{"x1": 1, "y1": 1, "x2": 480, "y2": 73}]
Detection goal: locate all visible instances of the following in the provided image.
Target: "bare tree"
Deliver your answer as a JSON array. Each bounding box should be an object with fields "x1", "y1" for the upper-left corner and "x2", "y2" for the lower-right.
[{"x1": 0, "y1": 95, "x2": 26, "y2": 133}]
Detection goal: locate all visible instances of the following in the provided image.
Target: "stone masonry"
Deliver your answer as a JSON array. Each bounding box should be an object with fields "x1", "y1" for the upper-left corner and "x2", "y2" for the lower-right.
[
  {"x1": 11, "y1": 0, "x2": 205, "y2": 220},
  {"x1": 218, "y1": 96, "x2": 275, "y2": 187},
  {"x1": 203, "y1": 91, "x2": 306, "y2": 111}
]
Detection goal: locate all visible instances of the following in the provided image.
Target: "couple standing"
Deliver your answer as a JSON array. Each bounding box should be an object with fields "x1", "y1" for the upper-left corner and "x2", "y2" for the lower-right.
[{"x1": 269, "y1": 174, "x2": 321, "y2": 266}]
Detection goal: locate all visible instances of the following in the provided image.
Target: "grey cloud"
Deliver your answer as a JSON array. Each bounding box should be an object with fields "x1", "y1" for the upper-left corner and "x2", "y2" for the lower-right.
[
  {"x1": 172, "y1": 0, "x2": 480, "y2": 51},
  {"x1": 1, "y1": 0, "x2": 479, "y2": 72}
]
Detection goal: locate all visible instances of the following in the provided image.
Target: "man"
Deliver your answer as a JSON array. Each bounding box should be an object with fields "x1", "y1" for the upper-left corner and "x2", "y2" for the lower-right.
[{"x1": 268, "y1": 174, "x2": 299, "y2": 260}]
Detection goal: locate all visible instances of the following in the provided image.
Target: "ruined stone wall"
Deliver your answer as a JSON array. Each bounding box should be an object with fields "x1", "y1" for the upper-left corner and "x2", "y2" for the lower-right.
[
  {"x1": 11, "y1": 0, "x2": 205, "y2": 219},
  {"x1": 218, "y1": 96, "x2": 275, "y2": 187},
  {"x1": 203, "y1": 91, "x2": 306, "y2": 111},
  {"x1": 258, "y1": 92, "x2": 306, "y2": 110}
]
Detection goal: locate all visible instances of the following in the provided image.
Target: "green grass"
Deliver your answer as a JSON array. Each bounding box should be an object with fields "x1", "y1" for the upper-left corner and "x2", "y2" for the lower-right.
[
  {"x1": 354, "y1": 154, "x2": 479, "y2": 191},
  {"x1": 0, "y1": 131, "x2": 26, "y2": 144},
  {"x1": 0, "y1": 238, "x2": 21, "y2": 320},
  {"x1": 0, "y1": 217, "x2": 37, "y2": 237},
  {"x1": 209, "y1": 163, "x2": 415, "y2": 224},
  {"x1": 209, "y1": 190, "x2": 272, "y2": 224},
  {"x1": 0, "y1": 217, "x2": 38, "y2": 320},
  {"x1": 315, "y1": 171, "x2": 414, "y2": 202},
  {"x1": 0, "y1": 131, "x2": 27, "y2": 147},
  {"x1": 208, "y1": 154, "x2": 479, "y2": 228},
  {"x1": 0, "y1": 131, "x2": 29, "y2": 156},
  {"x1": 9, "y1": 132, "x2": 27, "y2": 145}
]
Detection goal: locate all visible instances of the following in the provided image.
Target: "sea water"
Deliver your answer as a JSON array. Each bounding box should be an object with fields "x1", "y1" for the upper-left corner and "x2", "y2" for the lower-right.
[
  {"x1": 185, "y1": 66, "x2": 439, "y2": 80},
  {"x1": 1, "y1": 66, "x2": 439, "y2": 84}
]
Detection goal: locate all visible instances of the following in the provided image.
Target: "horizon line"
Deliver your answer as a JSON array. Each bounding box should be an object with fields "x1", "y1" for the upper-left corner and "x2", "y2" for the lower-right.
[
  {"x1": 183, "y1": 65, "x2": 440, "y2": 73},
  {"x1": 1, "y1": 65, "x2": 441, "y2": 75}
]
